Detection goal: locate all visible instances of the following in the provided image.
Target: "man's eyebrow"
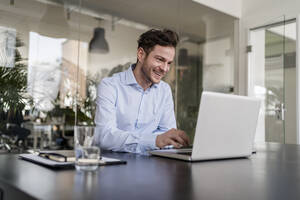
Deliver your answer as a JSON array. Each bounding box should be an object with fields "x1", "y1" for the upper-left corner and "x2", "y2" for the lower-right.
[
  {"x1": 154, "y1": 55, "x2": 166, "y2": 60},
  {"x1": 155, "y1": 55, "x2": 173, "y2": 64}
]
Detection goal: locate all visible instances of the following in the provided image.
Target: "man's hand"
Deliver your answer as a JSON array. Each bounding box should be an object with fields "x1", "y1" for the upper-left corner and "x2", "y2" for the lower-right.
[{"x1": 156, "y1": 128, "x2": 190, "y2": 149}]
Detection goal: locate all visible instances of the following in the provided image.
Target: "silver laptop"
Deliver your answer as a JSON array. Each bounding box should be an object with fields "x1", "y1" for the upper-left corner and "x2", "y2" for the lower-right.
[{"x1": 149, "y1": 91, "x2": 261, "y2": 161}]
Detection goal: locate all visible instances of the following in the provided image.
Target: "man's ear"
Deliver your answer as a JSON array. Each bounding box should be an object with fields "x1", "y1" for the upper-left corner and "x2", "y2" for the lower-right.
[{"x1": 137, "y1": 47, "x2": 145, "y2": 63}]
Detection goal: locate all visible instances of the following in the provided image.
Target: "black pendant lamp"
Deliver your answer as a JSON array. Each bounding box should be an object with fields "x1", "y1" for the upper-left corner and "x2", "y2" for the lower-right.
[{"x1": 89, "y1": 27, "x2": 109, "y2": 54}]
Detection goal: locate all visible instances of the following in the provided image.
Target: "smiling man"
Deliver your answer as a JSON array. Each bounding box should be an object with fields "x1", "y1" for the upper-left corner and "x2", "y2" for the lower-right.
[{"x1": 94, "y1": 29, "x2": 189, "y2": 154}]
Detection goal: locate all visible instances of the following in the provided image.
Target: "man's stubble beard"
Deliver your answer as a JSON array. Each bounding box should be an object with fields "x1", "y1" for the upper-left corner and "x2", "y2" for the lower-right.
[{"x1": 141, "y1": 62, "x2": 155, "y2": 85}]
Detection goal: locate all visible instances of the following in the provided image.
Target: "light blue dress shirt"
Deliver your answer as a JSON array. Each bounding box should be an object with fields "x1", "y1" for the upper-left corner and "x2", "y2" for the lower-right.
[{"x1": 94, "y1": 64, "x2": 176, "y2": 154}]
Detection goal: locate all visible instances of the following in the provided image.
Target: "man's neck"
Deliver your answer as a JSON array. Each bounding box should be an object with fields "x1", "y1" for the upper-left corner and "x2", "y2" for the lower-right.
[{"x1": 133, "y1": 63, "x2": 152, "y2": 91}]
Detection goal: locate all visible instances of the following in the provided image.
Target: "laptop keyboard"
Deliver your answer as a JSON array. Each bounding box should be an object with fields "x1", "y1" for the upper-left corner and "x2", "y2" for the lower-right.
[{"x1": 157, "y1": 145, "x2": 193, "y2": 155}]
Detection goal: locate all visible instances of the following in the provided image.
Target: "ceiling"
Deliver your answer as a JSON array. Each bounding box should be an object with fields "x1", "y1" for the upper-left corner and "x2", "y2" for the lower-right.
[
  {"x1": 0, "y1": 0, "x2": 236, "y2": 43},
  {"x1": 47, "y1": 0, "x2": 237, "y2": 42}
]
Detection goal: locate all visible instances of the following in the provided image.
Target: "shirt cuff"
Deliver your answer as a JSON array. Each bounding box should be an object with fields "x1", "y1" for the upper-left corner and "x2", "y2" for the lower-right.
[{"x1": 138, "y1": 133, "x2": 159, "y2": 152}]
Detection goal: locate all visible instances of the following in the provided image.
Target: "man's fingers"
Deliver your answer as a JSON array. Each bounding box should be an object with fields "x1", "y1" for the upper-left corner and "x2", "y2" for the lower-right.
[
  {"x1": 157, "y1": 129, "x2": 190, "y2": 149},
  {"x1": 169, "y1": 130, "x2": 189, "y2": 146},
  {"x1": 165, "y1": 138, "x2": 182, "y2": 148},
  {"x1": 168, "y1": 139, "x2": 182, "y2": 148},
  {"x1": 171, "y1": 134, "x2": 187, "y2": 146},
  {"x1": 177, "y1": 130, "x2": 190, "y2": 145}
]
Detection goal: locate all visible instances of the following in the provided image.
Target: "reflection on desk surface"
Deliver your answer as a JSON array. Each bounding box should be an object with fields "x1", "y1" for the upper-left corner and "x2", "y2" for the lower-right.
[{"x1": 0, "y1": 143, "x2": 299, "y2": 200}]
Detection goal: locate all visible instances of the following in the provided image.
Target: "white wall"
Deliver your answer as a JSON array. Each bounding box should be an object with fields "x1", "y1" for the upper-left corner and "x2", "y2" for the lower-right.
[
  {"x1": 242, "y1": 0, "x2": 300, "y2": 24},
  {"x1": 192, "y1": 0, "x2": 242, "y2": 18}
]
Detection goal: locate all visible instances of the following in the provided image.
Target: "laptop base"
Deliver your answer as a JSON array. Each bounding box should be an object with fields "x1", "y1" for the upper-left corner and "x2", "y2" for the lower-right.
[{"x1": 149, "y1": 151, "x2": 192, "y2": 161}]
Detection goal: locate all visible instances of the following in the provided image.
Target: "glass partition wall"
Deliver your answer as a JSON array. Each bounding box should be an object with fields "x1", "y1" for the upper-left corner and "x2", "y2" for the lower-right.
[
  {"x1": 248, "y1": 18, "x2": 297, "y2": 144},
  {"x1": 0, "y1": 0, "x2": 237, "y2": 151}
]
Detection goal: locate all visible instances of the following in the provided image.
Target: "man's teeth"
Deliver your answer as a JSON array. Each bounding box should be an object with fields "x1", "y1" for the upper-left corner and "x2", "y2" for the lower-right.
[{"x1": 154, "y1": 72, "x2": 161, "y2": 76}]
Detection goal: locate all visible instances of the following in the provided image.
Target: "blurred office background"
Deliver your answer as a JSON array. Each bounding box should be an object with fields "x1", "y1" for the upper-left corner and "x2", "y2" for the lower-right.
[{"x1": 0, "y1": 0, "x2": 236, "y2": 152}]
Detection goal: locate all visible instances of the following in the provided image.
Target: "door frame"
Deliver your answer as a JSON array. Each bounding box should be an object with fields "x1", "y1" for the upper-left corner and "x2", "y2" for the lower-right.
[{"x1": 296, "y1": 15, "x2": 300, "y2": 144}]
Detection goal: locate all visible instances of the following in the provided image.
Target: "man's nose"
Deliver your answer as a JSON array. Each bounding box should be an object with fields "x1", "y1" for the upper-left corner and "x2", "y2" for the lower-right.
[{"x1": 160, "y1": 62, "x2": 169, "y2": 72}]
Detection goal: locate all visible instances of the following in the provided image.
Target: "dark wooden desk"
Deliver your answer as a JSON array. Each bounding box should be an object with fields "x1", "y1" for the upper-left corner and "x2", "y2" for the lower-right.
[{"x1": 1, "y1": 143, "x2": 300, "y2": 200}]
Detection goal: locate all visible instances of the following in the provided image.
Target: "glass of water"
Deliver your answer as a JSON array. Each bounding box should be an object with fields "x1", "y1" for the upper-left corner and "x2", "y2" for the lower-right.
[{"x1": 74, "y1": 126, "x2": 100, "y2": 171}]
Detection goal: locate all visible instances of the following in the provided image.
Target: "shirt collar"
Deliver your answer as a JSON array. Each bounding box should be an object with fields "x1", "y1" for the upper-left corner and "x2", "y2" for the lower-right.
[
  {"x1": 124, "y1": 64, "x2": 160, "y2": 88},
  {"x1": 124, "y1": 64, "x2": 138, "y2": 85}
]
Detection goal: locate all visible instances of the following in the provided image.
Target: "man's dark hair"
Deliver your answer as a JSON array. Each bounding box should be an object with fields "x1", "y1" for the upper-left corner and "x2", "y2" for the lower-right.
[{"x1": 137, "y1": 29, "x2": 179, "y2": 55}]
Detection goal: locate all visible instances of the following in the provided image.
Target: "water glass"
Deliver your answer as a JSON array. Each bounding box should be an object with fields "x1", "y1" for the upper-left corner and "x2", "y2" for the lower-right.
[{"x1": 74, "y1": 126, "x2": 100, "y2": 171}]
